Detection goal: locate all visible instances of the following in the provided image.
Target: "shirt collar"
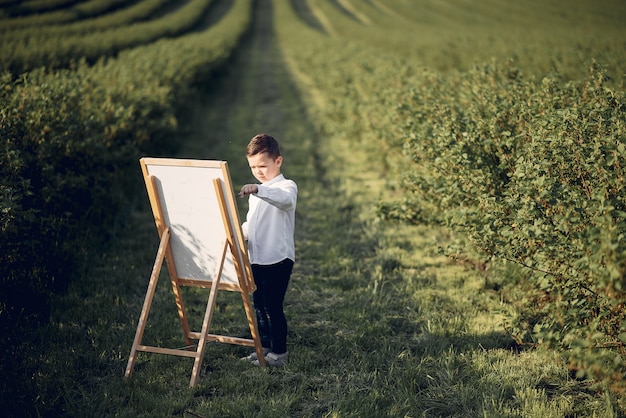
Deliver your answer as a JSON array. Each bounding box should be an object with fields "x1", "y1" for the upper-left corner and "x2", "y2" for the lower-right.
[{"x1": 263, "y1": 173, "x2": 285, "y2": 186}]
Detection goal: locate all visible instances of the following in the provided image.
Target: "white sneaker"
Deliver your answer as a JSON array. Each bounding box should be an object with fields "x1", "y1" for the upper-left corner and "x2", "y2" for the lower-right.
[
  {"x1": 253, "y1": 351, "x2": 288, "y2": 367},
  {"x1": 241, "y1": 347, "x2": 270, "y2": 361}
]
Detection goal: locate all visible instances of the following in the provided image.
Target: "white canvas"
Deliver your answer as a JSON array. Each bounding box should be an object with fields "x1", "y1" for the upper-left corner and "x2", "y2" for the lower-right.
[{"x1": 141, "y1": 159, "x2": 245, "y2": 287}]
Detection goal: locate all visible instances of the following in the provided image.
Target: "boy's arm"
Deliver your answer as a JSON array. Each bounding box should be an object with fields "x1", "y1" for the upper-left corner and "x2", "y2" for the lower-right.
[
  {"x1": 239, "y1": 181, "x2": 297, "y2": 210},
  {"x1": 255, "y1": 181, "x2": 297, "y2": 210}
]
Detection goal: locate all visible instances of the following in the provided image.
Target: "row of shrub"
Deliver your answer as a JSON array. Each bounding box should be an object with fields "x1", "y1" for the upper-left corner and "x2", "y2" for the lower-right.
[
  {"x1": 274, "y1": 0, "x2": 626, "y2": 398},
  {"x1": 302, "y1": 0, "x2": 626, "y2": 84},
  {"x1": 0, "y1": 0, "x2": 215, "y2": 74},
  {"x1": 0, "y1": 0, "x2": 81, "y2": 18},
  {"x1": 0, "y1": 0, "x2": 252, "y2": 330},
  {"x1": 397, "y1": 63, "x2": 626, "y2": 394},
  {"x1": 0, "y1": 0, "x2": 173, "y2": 36}
]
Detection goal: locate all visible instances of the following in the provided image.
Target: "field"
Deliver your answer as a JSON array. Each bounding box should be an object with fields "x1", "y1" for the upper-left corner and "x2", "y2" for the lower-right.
[{"x1": 1, "y1": 0, "x2": 625, "y2": 417}]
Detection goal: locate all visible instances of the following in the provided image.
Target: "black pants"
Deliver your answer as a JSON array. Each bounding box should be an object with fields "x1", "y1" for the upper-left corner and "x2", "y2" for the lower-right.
[{"x1": 251, "y1": 259, "x2": 293, "y2": 354}]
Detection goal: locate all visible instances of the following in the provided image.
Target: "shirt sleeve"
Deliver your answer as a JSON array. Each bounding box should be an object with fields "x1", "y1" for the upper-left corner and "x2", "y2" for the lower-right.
[
  {"x1": 255, "y1": 180, "x2": 297, "y2": 211},
  {"x1": 241, "y1": 220, "x2": 249, "y2": 240}
]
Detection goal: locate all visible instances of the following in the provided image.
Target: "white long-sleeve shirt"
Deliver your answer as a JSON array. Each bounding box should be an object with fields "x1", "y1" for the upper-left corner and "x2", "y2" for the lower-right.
[{"x1": 241, "y1": 174, "x2": 297, "y2": 265}]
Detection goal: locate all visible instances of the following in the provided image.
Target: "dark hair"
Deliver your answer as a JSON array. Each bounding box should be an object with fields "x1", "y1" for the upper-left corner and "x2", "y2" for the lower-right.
[{"x1": 246, "y1": 134, "x2": 281, "y2": 160}]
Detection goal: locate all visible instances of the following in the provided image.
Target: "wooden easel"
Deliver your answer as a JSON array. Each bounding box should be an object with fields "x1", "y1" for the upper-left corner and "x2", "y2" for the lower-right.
[{"x1": 125, "y1": 158, "x2": 265, "y2": 387}]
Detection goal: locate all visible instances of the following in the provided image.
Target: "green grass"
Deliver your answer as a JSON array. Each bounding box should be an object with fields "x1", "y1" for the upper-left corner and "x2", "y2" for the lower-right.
[{"x1": 2, "y1": 0, "x2": 624, "y2": 416}]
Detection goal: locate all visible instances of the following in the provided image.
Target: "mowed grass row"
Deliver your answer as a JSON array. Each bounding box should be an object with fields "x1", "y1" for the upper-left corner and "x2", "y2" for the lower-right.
[{"x1": 275, "y1": 0, "x2": 625, "y2": 415}]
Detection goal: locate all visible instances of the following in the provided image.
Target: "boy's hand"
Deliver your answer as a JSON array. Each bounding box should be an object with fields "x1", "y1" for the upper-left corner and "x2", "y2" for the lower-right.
[{"x1": 239, "y1": 184, "x2": 258, "y2": 197}]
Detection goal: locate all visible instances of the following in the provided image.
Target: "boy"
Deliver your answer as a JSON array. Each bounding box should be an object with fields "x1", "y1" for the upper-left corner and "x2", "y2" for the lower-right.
[{"x1": 239, "y1": 134, "x2": 297, "y2": 367}]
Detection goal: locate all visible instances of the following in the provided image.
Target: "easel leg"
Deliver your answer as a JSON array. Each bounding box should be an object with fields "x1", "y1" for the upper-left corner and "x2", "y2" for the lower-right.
[
  {"x1": 167, "y1": 260, "x2": 193, "y2": 348},
  {"x1": 125, "y1": 228, "x2": 170, "y2": 379},
  {"x1": 189, "y1": 239, "x2": 228, "y2": 387},
  {"x1": 240, "y1": 291, "x2": 266, "y2": 367},
  {"x1": 189, "y1": 272, "x2": 222, "y2": 387}
]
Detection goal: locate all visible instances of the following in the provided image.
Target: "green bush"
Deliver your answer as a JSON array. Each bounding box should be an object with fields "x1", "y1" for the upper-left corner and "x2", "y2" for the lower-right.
[
  {"x1": 0, "y1": 66, "x2": 176, "y2": 325},
  {"x1": 0, "y1": 0, "x2": 252, "y2": 330},
  {"x1": 397, "y1": 62, "x2": 626, "y2": 393}
]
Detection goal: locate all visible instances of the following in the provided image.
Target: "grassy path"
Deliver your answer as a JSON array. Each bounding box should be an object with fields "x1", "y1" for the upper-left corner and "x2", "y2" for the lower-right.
[
  {"x1": 8, "y1": 1, "x2": 617, "y2": 417},
  {"x1": 121, "y1": 0, "x2": 396, "y2": 415}
]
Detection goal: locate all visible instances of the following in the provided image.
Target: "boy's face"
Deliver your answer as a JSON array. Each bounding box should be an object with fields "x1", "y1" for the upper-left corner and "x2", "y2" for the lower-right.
[{"x1": 247, "y1": 152, "x2": 282, "y2": 183}]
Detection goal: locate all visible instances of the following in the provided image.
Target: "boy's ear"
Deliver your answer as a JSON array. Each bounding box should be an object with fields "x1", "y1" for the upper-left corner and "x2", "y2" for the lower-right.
[{"x1": 275, "y1": 156, "x2": 283, "y2": 167}]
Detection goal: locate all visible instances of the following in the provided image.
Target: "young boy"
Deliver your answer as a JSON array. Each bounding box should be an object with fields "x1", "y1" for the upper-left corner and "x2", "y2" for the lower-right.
[{"x1": 239, "y1": 134, "x2": 297, "y2": 367}]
